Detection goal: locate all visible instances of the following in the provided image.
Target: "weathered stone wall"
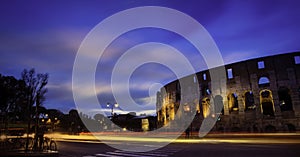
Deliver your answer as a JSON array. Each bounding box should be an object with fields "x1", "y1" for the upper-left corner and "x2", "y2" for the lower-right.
[{"x1": 157, "y1": 52, "x2": 300, "y2": 132}]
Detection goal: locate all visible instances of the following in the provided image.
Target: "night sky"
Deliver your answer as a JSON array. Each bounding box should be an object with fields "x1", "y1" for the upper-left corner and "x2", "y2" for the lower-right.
[{"x1": 1, "y1": 0, "x2": 300, "y2": 115}]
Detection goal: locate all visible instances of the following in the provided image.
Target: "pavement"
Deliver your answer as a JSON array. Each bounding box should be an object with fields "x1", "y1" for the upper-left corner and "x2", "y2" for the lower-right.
[
  {"x1": 57, "y1": 139, "x2": 300, "y2": 157},
  {"x1": 0, "y1": 135, "x2": 58, "y2": 157},
  {"x1": 2, "y1": 132, "x2": 300, "y2": 156},
  {"x1": 0, "y1": 150, "x2": 58, "y2": 157}
]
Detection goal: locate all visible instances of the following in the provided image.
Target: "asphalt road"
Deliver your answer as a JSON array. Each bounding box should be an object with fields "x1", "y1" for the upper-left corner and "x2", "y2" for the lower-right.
[{"x1": 57, "y1": 141, "x2": 300, "y2": 157}]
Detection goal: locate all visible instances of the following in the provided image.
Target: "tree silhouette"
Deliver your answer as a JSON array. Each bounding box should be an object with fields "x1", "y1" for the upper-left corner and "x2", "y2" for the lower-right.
[
  {"x1": 93, "y1": 113, "x2": 105, "y2": 121},
  {"x1": 21, "y1": 68, "x2": 48, "y2": 151},
  {"x1": 0, "y1": 74, "x2": 27, "y2": 133}
]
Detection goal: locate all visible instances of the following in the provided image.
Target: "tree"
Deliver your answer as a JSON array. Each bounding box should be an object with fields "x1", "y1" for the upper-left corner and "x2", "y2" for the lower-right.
[
  {"x1": 94, "y1": 113, "x2": 105, "y2": 121},
  {"x1": 0, "y1": 74, "x2": 27, "y2": 133},
  {"x1": 21, "y1": 68, "x2": 48, "y2": 151},
  {"x1": 0, "y1": 75, "x2": 19, "y2": 118},
  {"x1": 47, "y1": 109, "x2": 64, "y2": 121},
  {"x1": 69, "y1": 109, "x2": 80, "y2": 134},
  {"x1": 46, "y1": 109, "x2": 64, "y2": 131}
]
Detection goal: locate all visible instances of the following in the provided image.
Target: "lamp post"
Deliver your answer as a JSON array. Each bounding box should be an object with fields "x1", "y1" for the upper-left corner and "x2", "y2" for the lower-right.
[
  {"x1": 107, "y1": 103, "x2": 119, "y2": 130},
  {"x1": 107, "y1": 103, "x2": 119, "y2": 116}
]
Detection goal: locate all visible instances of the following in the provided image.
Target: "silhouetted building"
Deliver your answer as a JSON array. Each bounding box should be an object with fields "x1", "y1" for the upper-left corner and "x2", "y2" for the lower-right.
[{"x1": 113, "y1": 113, "x2": 157, "y2": 131}]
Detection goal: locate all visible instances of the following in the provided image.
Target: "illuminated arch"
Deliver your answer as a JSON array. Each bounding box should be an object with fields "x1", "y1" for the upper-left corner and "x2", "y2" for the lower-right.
[
  {"x1": 227, "y1": 93, "x2": 239, "y2": 112},
  {"x1": 201, "y1": 97, "x2": 210, "y2": 118},
  {"x1": 259, "y1": 89, "x2": 275, "y2": 117},
  {"x1": 278, "y1": 86, "x2": 293, "y2": 111},
  {"x1": 175, "y1": 82, "x2": 181, "y2": 102},
  {"x1": 168, "y1": 103, "x2": 175, "y2": 121},
  {"x1": 244, "y1": 91, "x2": 255, "y2": 111},
  {"x1": 214, "y1": 95, "x2": 224, "y2": 115},
  {"x1": 201, "y1": 83, "x2": 211, "y2": 96}
]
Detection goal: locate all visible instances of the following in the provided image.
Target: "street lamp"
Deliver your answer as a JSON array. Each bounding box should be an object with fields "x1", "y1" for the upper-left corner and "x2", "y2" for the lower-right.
[
  {"x1": 183, "y1": 104, "x2": 191, "y2": 112},
  {"x1": 107, "y1": 103, "x2": 119, "y2": 116}
]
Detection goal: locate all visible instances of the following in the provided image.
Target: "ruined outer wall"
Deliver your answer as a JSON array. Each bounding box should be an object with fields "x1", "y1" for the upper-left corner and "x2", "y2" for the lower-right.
[{"x1": 156, "y1": 52, "x2": 300, "y2": 132}]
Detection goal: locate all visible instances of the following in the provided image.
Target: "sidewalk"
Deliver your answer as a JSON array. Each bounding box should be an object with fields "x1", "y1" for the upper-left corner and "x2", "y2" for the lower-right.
[
  {"x1": 0, "y1": 150, "x2": 58, "y2": 157},
  {"x1": 0, "y1": 137, "x2": 58, "y2": 157}
]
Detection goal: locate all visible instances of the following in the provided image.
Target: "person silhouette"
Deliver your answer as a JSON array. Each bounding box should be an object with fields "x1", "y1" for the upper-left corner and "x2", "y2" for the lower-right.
[
  {"x1": 37, "y1": 125, "x2": 46, "y2": 150},
  {"x1": 185, "y1": 127, "x2": 190, "y2": 139}
]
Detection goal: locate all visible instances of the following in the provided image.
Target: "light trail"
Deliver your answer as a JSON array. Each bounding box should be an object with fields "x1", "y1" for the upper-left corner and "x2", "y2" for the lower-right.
[{"x1": 47, "y1": 132, "x2": 300, "y2": 144}]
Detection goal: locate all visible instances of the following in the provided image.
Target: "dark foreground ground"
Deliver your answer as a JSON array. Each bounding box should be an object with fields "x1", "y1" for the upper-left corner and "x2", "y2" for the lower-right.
[
  {"x1": 58, "y1": 141, "x2": 300, "y2": 157},
  {"x1": 2, "y1": 133, "x2": 300, "y2": 157}
]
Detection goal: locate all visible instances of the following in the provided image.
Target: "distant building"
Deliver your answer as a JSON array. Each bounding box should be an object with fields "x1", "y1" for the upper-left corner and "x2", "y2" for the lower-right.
[
  {"x1": 113, "y1": 113, "x2": 157, "y2": 131},
  {"x1": 156, "y1": 52, "x2": 300, "y2": 133}
]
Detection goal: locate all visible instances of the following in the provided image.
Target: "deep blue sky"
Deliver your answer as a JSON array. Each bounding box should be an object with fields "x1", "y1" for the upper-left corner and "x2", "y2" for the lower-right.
[{"x1": 1, "y1": 0, "x2": 300, "y2": 115}]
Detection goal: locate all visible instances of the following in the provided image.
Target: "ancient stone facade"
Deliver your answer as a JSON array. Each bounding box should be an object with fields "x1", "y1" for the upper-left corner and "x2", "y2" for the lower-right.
[{"x1": 156, "y1": 52, "x2": 300, "y2": 133}]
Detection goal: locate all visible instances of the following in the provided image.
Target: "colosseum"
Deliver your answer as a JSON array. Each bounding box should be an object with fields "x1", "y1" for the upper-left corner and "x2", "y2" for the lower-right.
[{"x1": 156, "y1": 52, "x2": 300, "y2": 133}]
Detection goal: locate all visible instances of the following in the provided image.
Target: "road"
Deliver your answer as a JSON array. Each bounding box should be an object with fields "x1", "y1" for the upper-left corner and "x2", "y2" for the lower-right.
[{"x1": 57, "y1": 141, "x2": 300, "y2": 157}]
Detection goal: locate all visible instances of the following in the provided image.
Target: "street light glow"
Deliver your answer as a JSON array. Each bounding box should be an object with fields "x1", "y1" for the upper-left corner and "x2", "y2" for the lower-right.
[{"x1": 184, "y1": 104, "x2": 190, "y2": 112}]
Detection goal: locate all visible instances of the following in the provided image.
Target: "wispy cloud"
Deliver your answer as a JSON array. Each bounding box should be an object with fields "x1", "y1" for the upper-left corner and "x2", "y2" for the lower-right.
[{"x1": 1, "y1": 0, "x2": 300, "y2": 114}]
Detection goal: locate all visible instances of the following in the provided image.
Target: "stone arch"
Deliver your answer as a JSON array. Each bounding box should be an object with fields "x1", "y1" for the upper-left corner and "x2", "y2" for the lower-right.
[
  {"x1": 217, "y1": 127, "x2": 225, "y2": 132},
  {"x1": 247, "y1": 127, "x2": 251, "y2": 133},
  {"x1": 168, "y1": 103, "x2": 175, "y2": 121},
  {"x1": 201, "y1": 97, "x2": 210, "y2": 118},
  {"x1": 201, "y1": 83, "x2": 211, "y2": 97},
  {"x1": 258, "y1": 76, "x2": 270, "y2": 88},
  {"x1": 286, "y1": 123, "x2": 296, "y2": 132},
  {"x1": 278, "y1": 87, "x2": 293, "y2": 111},
  {"x1": 231, "y1": 127, "x2": 241, "y2": 132},
  {"x1": 175, "y1": 82, "x2": 181, "y2": 102},
  {"x1": 264, "y1": 125, "x2": 276, "y2": 133},
  {"x1": 253, "y1": 124, "x2": 259, "y2": 133},
  {"x1": 227, "y1": 93, "x2": 239, "y2": 112},
  {"x1": 244, "y1": 91, "x2": 255, "y2": 111},
  {"x1": 165, "y1": 105, "x2": 170, "y2": 121},
  {"x1": 176, "y1": 81, "x2": 181, "y2": 91},
  {"x1": 214, "y1": 95, "x2": 224, "y2": 115},
  {"x1": 260, "y1": 89, "x2": 275, "y2": 117},
  {"x1": 161, "y1": 105, "x2": 167, "y2": 126}
]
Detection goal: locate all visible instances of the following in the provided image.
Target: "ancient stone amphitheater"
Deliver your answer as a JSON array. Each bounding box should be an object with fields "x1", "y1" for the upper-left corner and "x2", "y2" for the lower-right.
[{"x1": 156, "y1": 52, "x2": 300, "y2": 133}]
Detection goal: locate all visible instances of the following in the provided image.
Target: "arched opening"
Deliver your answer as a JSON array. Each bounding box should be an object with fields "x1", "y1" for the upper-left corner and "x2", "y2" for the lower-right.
[
  {"x1": 201, "y1": 84, "x2": 210, "y2": 96},
  {"x1": 193, "y1": 76, "x2": 197, "y2": 83},
  {"x1": 260, "y1": 89, "x2": 275, "y2": 117},
  {"x1": 258, "y1": 76, "x2": 270, "y2": 87},
  {"x1": 201, "y1": 97, "x2": 210, "y2": 118},
  {"x1": 253, "y1": 125, "x2": 259, "y2": 133},
  {"x1": 231, "y1": 127, "x2": 241, "y2": 132},
  {"x1": 214, "y1": 95, "x2": 224, "y2": 115},
  {"x1": 217, "y1": 127, "x2": 225, "y2": 132},
  {"x1": 176, "y1": 82, "x2": 181, "y2": 102},
  {"x1": 227, "y1": 93, "x2": 239, "y2": 112},
  {"x1": 278, "y1": 87, "x2": 293, "y2": 111},
  {"x1": 161, "y1": 106, "x2": 167, "y2": 126},
  {"x1": 247, "y1": 127, "x2": 251, "y2": 133},
  {"x1": 203, "y1": 73, "x2": 207, "y2": 81},
  {"x1": 165, "y1": 106, "x2": 169, "y2": 121},
  {"x1": 265, "y1": 125, "x2": 276, "y2": 133},
  {"x1": 286, "y1": 124, "x2": 296, "y2": 132},
  {"x1": 176, "y1": 81, "x2": 181, "y2": 91},
  {"x1": 169, "y1": 104, "x2": 175, "y2": 121},
  {"x1": 244, "y1": 91, "x2": 255, "y2": 111}
]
